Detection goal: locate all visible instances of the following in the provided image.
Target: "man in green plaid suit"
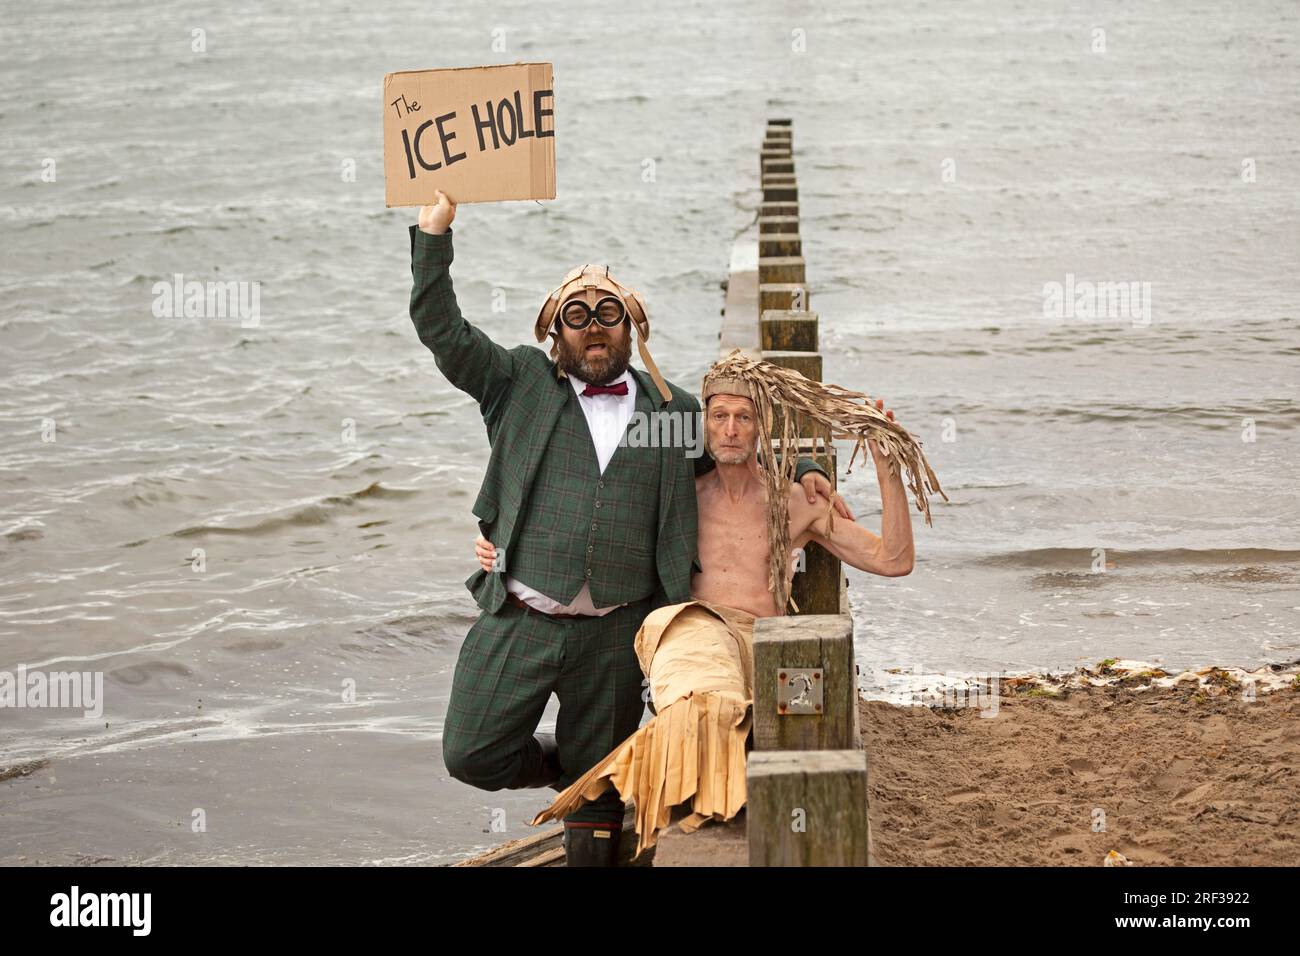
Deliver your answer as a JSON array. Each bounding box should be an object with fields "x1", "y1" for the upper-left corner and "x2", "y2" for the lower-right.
[{"x1": 408, "y1": 192, "x2": 834, "y2": 865}]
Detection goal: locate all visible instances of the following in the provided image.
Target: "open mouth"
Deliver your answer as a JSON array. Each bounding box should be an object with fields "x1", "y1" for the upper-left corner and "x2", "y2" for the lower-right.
[{"x1": 584, "y1": 343, "x2": 609, "y2": 354}]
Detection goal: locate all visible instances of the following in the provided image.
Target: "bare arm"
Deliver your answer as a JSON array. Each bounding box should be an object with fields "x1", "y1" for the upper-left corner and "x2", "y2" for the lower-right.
[{"x1": 792, "y1": 438, "x2": 915, "y2": 577}]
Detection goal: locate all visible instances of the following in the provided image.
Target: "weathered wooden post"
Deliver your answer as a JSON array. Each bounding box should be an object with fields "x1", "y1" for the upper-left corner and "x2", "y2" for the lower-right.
[
  {"x1": 759, "y1": 283, "x2": 808, "y2": 313},
  {"x1": 758, "y1": 215, "x2": 799, "y2": 235},
  {"x1": 717, "y1": 118, "x2": 848, "y2": 616},
  {"x1": 742, "y1": 121, "x2": 870, "y2": 868},
  {"x1": 746, "y1": 600, "x2": 869, "y2": 866},
  {"x1": 758, "y1": 233, "x2": 801, "y2": 258},
  {"x1": 763, "y1": 350, "x2": 822, "y2": 382},
  {"x1": 755, "y1": 119, "x2": 844, "y2": 616},
  {"x1": 760, "y1": 310, "x2": 818, "y2": 352},
  {"x1": 747, "y1": 751, "x2": 870, "y2": 866},
  {"x1": 750, "y1": 614, "x2": 861, "y2": 751},
  {"x1": 756, "y1": 255, "x2": 805, "y2": 285}
]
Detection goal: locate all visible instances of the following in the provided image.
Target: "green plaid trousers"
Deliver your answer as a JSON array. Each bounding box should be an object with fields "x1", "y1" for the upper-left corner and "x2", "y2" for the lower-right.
[{"x1": 441, "y1": 594, "x2": 655, "y2": 826}]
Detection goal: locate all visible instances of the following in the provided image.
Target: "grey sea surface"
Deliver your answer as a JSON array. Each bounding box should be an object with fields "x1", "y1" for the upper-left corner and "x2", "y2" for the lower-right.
[{"x1": 1, "y1": 1, "x2": 1297, "y2": 864}]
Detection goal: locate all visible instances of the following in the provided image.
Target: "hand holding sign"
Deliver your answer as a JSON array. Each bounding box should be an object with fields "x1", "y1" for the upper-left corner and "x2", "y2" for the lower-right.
[
  {"x1": 418, "y1": 190, "x2": 457, "y2": 236},
  {"x1": 384, "y1": 62, "x2": 556, "y2": 207}
]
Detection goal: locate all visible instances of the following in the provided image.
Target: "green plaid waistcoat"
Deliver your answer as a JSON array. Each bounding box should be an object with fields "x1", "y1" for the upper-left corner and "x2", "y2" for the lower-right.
[{"x1": 506, "y1": 386, "x2": 662, "y2": 606}]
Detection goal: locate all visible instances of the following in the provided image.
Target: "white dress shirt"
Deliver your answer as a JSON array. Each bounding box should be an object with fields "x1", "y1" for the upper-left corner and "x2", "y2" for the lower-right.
[{"x1": 506, "y1": 370, "x2": 638, "y2": 616}]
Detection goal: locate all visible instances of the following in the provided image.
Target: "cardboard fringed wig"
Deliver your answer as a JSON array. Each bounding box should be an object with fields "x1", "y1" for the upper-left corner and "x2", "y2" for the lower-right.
[
  {"x1": 534, "y1": 264, "x2": 672, "y2": 402},
  {"x1": 701, "y1": 351, "x2": 947, "y2": 612}
]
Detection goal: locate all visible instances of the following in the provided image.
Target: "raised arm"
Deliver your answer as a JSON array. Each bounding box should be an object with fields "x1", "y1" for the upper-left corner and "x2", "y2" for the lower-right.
[
  {"x1": 794, "y1": 438, "x2": 914, "y2": 577},
  {"x1": 409, "y1": 192, "x2": 513, "y2": 419}
]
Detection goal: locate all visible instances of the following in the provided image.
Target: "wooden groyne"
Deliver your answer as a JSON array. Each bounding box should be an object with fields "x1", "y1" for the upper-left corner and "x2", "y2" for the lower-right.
[
  {"x1": 717, "y1": 118, "x2": 871, "y2": 866},
  {"x1": 720, "y1": 118, "x2": 845, "y2": 617}
]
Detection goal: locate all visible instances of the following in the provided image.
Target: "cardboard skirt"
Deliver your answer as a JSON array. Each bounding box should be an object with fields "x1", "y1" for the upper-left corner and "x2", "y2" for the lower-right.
[{"x1": 529, "y1": 599, "x2": 756, "y2": 859}]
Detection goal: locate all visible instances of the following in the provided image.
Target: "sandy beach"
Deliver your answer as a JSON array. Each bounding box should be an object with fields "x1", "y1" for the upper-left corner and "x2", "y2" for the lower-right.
[
  {"x1": 497, "y1": 661, "x2": 1300, "y2": 868},
  {"x1": 864, "y1": 665, "x2": 1300, "y2": 867}
]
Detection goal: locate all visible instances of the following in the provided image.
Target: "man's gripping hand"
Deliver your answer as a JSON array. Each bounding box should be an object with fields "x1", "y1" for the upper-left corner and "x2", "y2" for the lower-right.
[
  {"x1": 475, "y1": 534, "x2": 497, "y2": 574},
  {"x1": 800, "y1": 470, "x2": 853, "y2": 520},
  {"x1": 418, "y1": 190, "x2": 457, "y2": 236}
]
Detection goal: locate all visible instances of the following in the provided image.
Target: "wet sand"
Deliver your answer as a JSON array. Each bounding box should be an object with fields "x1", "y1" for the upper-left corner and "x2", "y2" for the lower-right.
[{"x1": 864, "y1": 673, "x2": 1300, "y2": 866}]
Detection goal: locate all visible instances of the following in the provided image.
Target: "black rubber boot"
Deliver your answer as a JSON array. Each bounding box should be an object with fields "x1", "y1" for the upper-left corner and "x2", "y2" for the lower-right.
[
  {"x1": 506, "y1": 733, "x2": 564, "y2": 791},
  {"x1": 562, "y1": 822, "x2": 622, "y2": 867}
]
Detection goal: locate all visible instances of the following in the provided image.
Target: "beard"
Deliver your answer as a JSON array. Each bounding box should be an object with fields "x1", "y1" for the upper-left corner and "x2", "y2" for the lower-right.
[
  {"x1": 706, "y1": 437, "x2": 756, "y2": 465},
  {"x1": 555, "y1": 329, "x2": 633, "y2": 386},
  {"x1": 711, "y1": 447, "x2": 753, "y2": 465}
]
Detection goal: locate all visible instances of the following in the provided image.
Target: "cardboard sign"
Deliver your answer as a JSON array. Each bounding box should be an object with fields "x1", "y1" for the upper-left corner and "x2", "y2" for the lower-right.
[{"x1": 383, "y1": 62, "x2": 556, "y2": 206}]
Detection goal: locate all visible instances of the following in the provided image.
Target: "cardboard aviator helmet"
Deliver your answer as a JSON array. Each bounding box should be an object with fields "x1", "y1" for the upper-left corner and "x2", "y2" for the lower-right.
[{"x1": 534, "y1": 264, "x2": 672, "y2": 402}]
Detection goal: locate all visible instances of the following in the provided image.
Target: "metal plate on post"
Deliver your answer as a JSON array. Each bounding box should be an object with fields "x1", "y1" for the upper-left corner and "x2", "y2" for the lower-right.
[{"x1": 776, "y1": 668, "x2": 823, "y2": 715}]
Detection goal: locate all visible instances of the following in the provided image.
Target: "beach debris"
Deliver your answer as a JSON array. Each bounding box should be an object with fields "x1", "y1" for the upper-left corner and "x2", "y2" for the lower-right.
[
  {"x1": 1104, "y1": 850, "x2": 1132, "y2": 867},
  {"x1": 1082, "y1": 659, "x2": 1298, "y2": 696},
  {"x1": 0, "y1": 758, "x2": 50, "y2": 783},
  {"x1": 875, "y1": 658, "x2": 1300, "y2": 709}
]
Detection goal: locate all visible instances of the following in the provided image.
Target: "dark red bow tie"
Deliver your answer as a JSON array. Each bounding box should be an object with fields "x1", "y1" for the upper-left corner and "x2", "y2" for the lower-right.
[{"x1": 582, "y1": 381, "x2": 628, "y2": 397}]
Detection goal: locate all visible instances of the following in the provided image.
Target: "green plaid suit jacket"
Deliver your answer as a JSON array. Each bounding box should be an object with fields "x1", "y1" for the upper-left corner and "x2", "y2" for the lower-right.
[{"x1": 407, "y1": 224, "x2": 824, "y2": 614}]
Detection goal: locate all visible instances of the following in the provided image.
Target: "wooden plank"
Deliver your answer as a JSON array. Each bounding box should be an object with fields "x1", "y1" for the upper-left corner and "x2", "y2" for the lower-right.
[
  {"x1": 760, "y1": 310, "x2": 818, "y2": 352},
  {"x1": 759, "y1": 235, "x2": 802, "y2": 258},
  {"x1": 794, "y1": 541, "x2": 845, "y2": 616},
  {"x1": 649, "y1": 806, "x2": 748, "y2": 867},
  {"x1": 757, "y1": 255, "x2": 805, "y2": 284},
  {"x1": 762, "y1": 349, "x2": 821, "y2": 381},
  {"x1": 451, "y1": 826, "x2": 563, "y2": 867},
  {"x1": 759, "y1": 201, "x2": 798, "y2": 219},
  {"x1": 747, "y1": 750, "x2": 870, "y2": 866},
  {"x1": 762, "y1": 184, "x2": 798, "y2": 203},
  {"x1": 759, "y1": 282, "x2": 809, "y2": 313},
  {"x1": 516, "y1": 847, "x2": 567, "y2": 867},
  {"x1": 758, "y1": 216, "x2": 799, "y2": 236}
]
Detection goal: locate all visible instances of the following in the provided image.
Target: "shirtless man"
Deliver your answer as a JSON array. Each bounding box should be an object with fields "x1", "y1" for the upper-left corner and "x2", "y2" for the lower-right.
[
  {"x1": 477, "y1": 388, "x2": 914, "y2": 614},
  {"x1": 693, "y1": 390, "x2": 914, "y2": 616}
]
